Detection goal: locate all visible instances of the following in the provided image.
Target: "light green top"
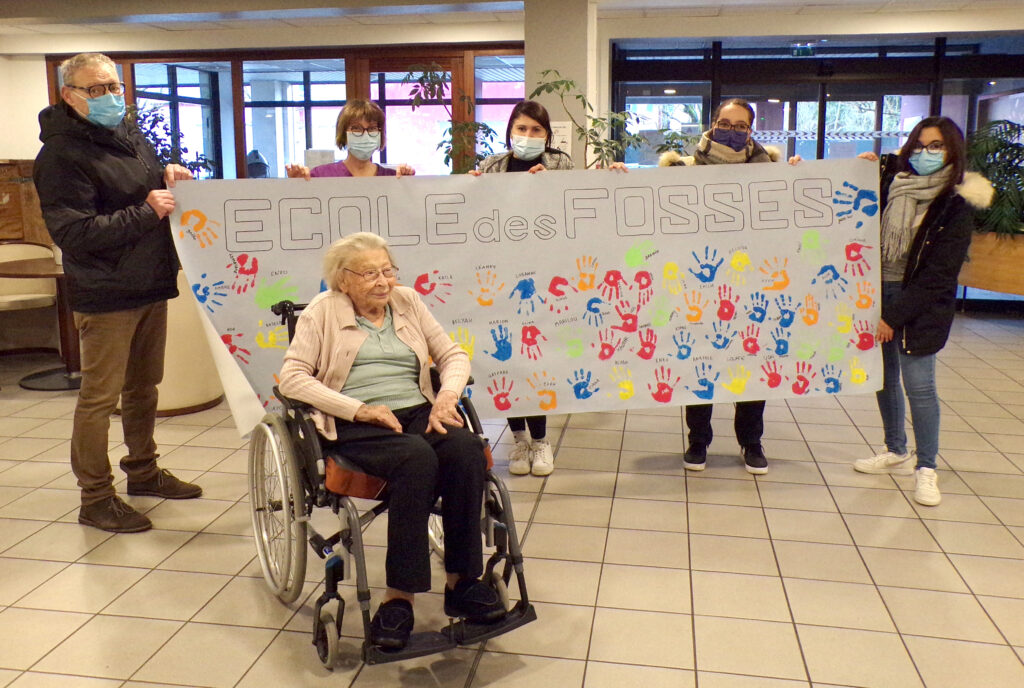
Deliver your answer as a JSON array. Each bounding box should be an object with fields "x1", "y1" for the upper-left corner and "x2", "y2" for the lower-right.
[{"x1": 342, "y1": 306, "x2": 428, "y2": 410}]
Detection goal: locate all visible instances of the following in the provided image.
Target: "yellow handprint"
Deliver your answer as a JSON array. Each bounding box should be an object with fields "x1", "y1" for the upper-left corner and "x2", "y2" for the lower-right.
[
  {"x1": 684, "y1": 290, "x2": 708, "y2": 323},
  {"x1": 527, "y1": 370, "x2": 558, "y2": 410},
  {"x1": 722, "y1": 365, "x2": 751, "y2": 395},
  {"x1": 726, "y1": 250, "x2": 752, "y2": 286},
  {"x1": 832, "y1": 302, "x2": 854, "y2": 334},
  {"x1": 850, "y1": 356, "x2": 868, "y2": 385},
  {"x1": 254, "y1": 320, "x2": 288, "y2": 350},
  {"x1": 610, "y1": 365, "x2": 634, "y2": 400},
  {"x1": 662, "y1": 261, "x2": 684, "y2": 295},
  {"x1": 576, "y1": 255, "x2": 599, "y2": 292},
  {"x1": 449, "y1": 327, "x2": 475, "y2": 359},
  {"x1": 468, "y1": 270, "x2": 504, "y2": 307}
]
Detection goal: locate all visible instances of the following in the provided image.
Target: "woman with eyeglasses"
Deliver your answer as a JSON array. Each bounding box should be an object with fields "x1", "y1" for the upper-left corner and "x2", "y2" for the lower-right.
[
  {"x1": 278, "y1": 232, "x2": 506, "y2": 650},
  {"x1": 286, "y1": 99, "x2": 414, "y2": 179},
  {"x1": 660, "y1": 98, "x2": 790, "y2": 474},
  {"x1": 850, "y1": 116, "x2": 992, "y2": 506}
]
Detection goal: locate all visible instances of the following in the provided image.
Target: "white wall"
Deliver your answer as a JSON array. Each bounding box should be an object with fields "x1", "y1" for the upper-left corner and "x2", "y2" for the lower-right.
[{"x1": 0, "y1": 56, "x2": 50, "y2": 160}]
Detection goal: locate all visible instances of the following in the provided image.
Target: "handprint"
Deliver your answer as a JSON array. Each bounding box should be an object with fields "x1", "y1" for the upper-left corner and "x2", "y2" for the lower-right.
[
  {"x1": 673, "y1": 330, "x2": 694, "y2": 360},
  {"x1": 851, "y1": 320, "x2": 875, "y2": 351},
  {"x1": 650, "y1": 295, "x2": 678, "y2": 327},
  {"x1": 794, "y1": 337, "x2": 818, "y2": 360},
  {"x1": 414, "y1": 270, "x2": 453, "y2": 305},
  {"x1": 832, "y1": 302, "x2": 854, "y2": 334},
  {"x1": 521, "y1": 324, "x2": 547, "y2": 360},
  {"x1": 508, "y1": 277, "x2": 545, "y2": 314},
  {"x1": 745, "y1": 291, "x2": 769, "y2": 323},
  {"x1": 850, "y1": 356, "x2": 868, "y2": 385},
  {"x1": 567, "y1": 369, "x2": 600, "y2": 400},
  {"x1": 634, "y1": 328, "x2": 657, "y2": 360},
  {"x1": 255, "y1": 321, "x2": 288, "y2": 350},
  {"x1": 799, "y1": 295, "x2": 820, "y2": 326},
  {"x1": 547, "y1": 275, "x2": 574, "y2": 314},
  {"x1": 833, "y1": 181, "x2": 879, "y2": 229},
  {"x1": 825, "y1": 332, "x2": 848, "y2": 363},
  {"x1": 485, "y1": 325, "x2": 513, "y2": 361},
  {"x1": 633, "y1": 270, "x2": 654, "y2": 306},
  {"x1": 760, "y1": 257, "x2": 790, "y2": 291},
  {"x1": 191, "y1": 273, "x2": 227, "y2": 314},
  {"x1": 812, "y1": 264, "x2": 849, "y2": 299},
  {"x1": 449, "y1": 327, "x2": 475, "y2": 359},
  {"x1": 486, "y1": 376, "x2": 517, "y2": 412},
  {"x1": 686, "y1": 362, "x2": 719, "y2": 401},
  {"x1": 611, "y1": 300, "x2": 639, "y2": 333},
  {"x1": 855, "y1": 281, "x2": 875, "y2": 310},
  {"x1": 662, "y1": 261, "x2": 684, "y2": 295},
  {"x1": 689, "y1": 247, "x2": 724, "y2": 284},
  {"x1": 592, "y1": 328, "x2": 623, "y2": 361},
  {"x1": 179, "y1": 209, "x2": 221, "y2": 248},
  {"x1": 611, "y1": 366, "x2": 635, "y2": 400},
  {"x1": 791, "y1": 361, "x2": 816, "y2": 395},
  {"x1": 799, "y1": 229, "x2": 827, "y2": 264},
  {"x1": 559, "y1": 327, "x2": 585, "y2": 359},
  {"x1": 470, "y1": 270, "x2": 505, "y2": 306},
  {"x1": 771, "y1": 327, "x2": 791, "y2": 357},
  {"x1": 716, "y1": 284, "x2": 739, "y2": 321},
  {"x1": 742, "y1": 325, "x2": 761, "y2": 355},
  {"x1": 725, "y1": 250, "x2": 752, "y2": 285},
  {"x1": 760, "y1": 360, "x2": 783, "y2": 388},
  {"x1": 576, "y1": 255, "x2": 598, "y2": 291},
  {"x1": 254, "y1": 275, "x2": 299, "y2": 310},
  {"x1": 221, "y1": 333, "x2": 251, "y2": 365},
  {"x1": 648, "y1": 365, "x2": 681, "y2": 404},
  {"x1": 684, "y1": 290, "x2": 709, "y2": 323},
  {"x1": 844, "y1": 242, "x2": 873, "y2": 277},
  {"x1": 583, "y1": 296, "x2": 605, "y2": 327},
  {"x1": 526, "y1": 371, "x2": 558, "y2": 411},
  {"x1": 600, "y1": 269, "x2": 628, "y2": 302},
  {"x1": 723, "y1": 365, "x2": 752, "y2": 395},
  {"x1": 774, "y1": 294, "x2": 796, "y2": 328},
  {"x1": 707, "y1": 321, "x2": 736, "y2": 350},
  {"x1": 625, "y1": 239, "x2": 657, "y2": 268},
  {"x1": 228, "y1": 254, "x2": 259, "y2": 294},
  {"x1": 822, "y1": 364, "x2": 843, "y2": 394}
]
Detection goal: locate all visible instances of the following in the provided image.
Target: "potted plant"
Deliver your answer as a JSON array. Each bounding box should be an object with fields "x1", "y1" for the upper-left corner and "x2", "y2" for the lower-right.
[{"x1": 959, "y1": 119, "x2": 1024, "y2": 295}]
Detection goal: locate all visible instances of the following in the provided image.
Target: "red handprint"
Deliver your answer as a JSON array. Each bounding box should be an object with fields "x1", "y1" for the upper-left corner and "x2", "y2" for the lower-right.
[
  {"x1": 844, "y1": 242, "x2": 873, "y2": 277},
  {"x1": 634, "y1": 328, "x2": 657, "y2": 360},
  {"x1": 633, "y1": 270, "x2": 654, "y2": 306},
  {"x1": 760, "y1": 360, "x2": 782, "y2": 388},
  {"x1": 486, "y1": 376, "x2": 517, "y2": 412},
  {"x1": 221, "y1": 333, "x2": 251, "y2": 364},
  {"x1": 851, "y1": 320, "x2": 875, "y2": 351},
  {"x1": 592, "y1": 328, "x2": 622, "y2": 361},
  {"x1": 548, "y1": 275, "x2": 574, "y2": 297},
  {"x1": 647, "y1": 365, "x2": 681, "y2": 404},
  {"x1": 521, "y1": 325, "x2": 547, "y2": 360},
  {"x1": 414, "y1": 270, "x2": 453, "y2": 305},
  {"x1": 228, "y1": 254, "x2": 259, "y2": 294},
  {"x1": 611, "y1": 300, "x2": 639, "y2": 333},
  {"x1": 742, "y1": 325, "x2": 761, "y2": 355},
  {"x1": 600, "y1": 270, "x2": 627, "y2": 301},
  {"x1": 716, "y1": 284, "x2": 739, "y2": 321},
  {"x1": 791, "y1": 361, "x2": 816, "y2": 395}
]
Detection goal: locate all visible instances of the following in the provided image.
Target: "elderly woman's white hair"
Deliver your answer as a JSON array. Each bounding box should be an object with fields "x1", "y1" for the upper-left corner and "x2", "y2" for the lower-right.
[
  {"x1": 323, "y1": 232, "x2": 396, "y2": 290},
  {"x1": 60, "y1": 53, "x2": 117, "y2": 87}
]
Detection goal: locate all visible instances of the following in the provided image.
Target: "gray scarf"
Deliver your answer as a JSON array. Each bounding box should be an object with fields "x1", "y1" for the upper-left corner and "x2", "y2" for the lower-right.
[
  {"x1": 880, "y1": 167, "x2": 952, "y2": 263},
  {"x1": 692, "y1": 131, "x2": 774, "y2": 165}
]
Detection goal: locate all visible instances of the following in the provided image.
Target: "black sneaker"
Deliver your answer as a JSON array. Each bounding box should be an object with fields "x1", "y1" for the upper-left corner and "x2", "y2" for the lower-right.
[
  {"x1": 79, "y1": 495, "x2": 152, "y2": 533},
  {"x1": 444, "y1": 578, "x2": 506, "y2": 624},
  {"x1": 742, "y1": 444, "x2": 768, "y2": 475},
  {"x1": 683, "y1": 443, "x2": 707, "y2": 471},
  {"x1": 125, "y1": 468, "x2": 203, "y2": 499},
  {"x1": 370, "y1": 598, "x2": 414, "y2": 649}
]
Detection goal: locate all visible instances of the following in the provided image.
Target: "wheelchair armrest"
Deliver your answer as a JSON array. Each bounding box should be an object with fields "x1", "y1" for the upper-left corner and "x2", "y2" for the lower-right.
[{"x1": 430, "y1": 367, "x2": 474, "y2": 394}]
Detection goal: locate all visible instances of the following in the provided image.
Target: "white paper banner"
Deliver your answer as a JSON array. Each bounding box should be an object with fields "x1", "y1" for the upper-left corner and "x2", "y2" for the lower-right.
[{"x1": 170, "y1": 159, "x2": 883, "y2": 432}]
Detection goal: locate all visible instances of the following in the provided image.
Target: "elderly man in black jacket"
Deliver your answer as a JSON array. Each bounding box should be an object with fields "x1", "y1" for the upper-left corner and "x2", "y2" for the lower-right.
[{"x1": 33, "y1": 52, "x2": 202, "y2": 533}]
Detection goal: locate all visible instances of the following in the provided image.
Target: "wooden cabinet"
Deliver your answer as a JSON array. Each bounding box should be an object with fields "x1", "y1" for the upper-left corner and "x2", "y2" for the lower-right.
[{"x1": 0, "y1": 160, "x2": 52, "y2": 245}]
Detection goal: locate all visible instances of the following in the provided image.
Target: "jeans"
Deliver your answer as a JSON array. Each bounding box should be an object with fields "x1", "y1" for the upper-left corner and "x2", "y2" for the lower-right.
[
  {"x1": 876, "y1": 282, "x2": 940, "y2": 469},
  {"x1": 686, "y1": 400, "x2": 766, "y2": 448}
]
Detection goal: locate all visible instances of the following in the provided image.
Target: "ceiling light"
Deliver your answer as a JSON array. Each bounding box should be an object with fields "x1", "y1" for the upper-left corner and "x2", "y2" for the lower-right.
[
  {"x1": 989, "y1": 81, "x2": 997, "y2": 85},
  {"x1": 767, "y1": 98, "x2": 781, "y2": 103},
  {"x1": 663, "y1": 88, "x2": 677, "y2": 95}
]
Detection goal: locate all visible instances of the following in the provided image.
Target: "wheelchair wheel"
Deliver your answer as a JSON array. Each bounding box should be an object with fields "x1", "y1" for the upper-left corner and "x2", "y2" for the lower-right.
[
  {"x1": 428, "y1": 513, "x2": 445, "y2": 559},
  {"x1": 315, "y1": 602, "x2": 342, "y2": 669},
  {"x1": 249, "y1": 413, "x2": 307, "y2": 604}
]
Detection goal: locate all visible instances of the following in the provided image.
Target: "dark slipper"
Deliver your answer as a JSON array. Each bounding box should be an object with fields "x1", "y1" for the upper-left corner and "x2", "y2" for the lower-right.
[
  {"x1": 370, "y1": 598, "x2": 414, "y2": 649},
  {"x1": 444, "y1": 578, "x2": 506, "y2": 623}
]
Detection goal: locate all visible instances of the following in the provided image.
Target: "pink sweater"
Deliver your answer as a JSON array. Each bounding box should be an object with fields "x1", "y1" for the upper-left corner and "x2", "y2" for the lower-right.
[{"x1": 278, "y1": 286, "x2": 470, "y2": 441}]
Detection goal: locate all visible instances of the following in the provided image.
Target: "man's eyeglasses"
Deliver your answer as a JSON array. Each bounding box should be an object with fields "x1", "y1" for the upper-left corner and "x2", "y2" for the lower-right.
[
  {"x1": 347, "y1": 126, "x2": 381, "y2": 136},
  {"x1": 714, "y1": 120, "x2": 750, "y2": 133},
  {"x1": 345, "y1": 266, "x2": 397, "y2": 283},
  {"x1": 67, "y1": 82, "x2": 126, "y2": 99},
  {"x1": 911, "y1": 142, "x2": 946, "y2": 154}
]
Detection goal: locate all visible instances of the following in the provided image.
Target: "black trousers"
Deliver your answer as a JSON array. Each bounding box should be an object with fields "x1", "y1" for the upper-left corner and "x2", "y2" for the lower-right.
[
  {"x1": 322, "y1": 403, "x2": 486, "y2": 593},
  {"x1": 507, "y1": 415, "x2": 546, "y2": 438},
  {"x1": 685, "y1": 400, "x2": 766, "y2": 448}
]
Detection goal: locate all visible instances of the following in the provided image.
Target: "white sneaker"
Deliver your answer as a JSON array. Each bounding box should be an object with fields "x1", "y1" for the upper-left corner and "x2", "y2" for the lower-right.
[
  {"x1": 914, "y1": 467, "x2": 942, "y2": 506},
  {"x1": 530, "y1": 440, "x2": 554, "y2": 477},
  {"x1": 508, "y1": 440, "x2": 531, "y2": 475},
  {"x1": 853, "y1": 450, "x2": 914, "y2": 475}
]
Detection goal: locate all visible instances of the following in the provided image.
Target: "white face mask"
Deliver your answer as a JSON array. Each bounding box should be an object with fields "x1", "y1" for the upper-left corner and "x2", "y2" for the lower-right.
[
  {"x1": 511, "y1": 135, "x2": 545, "y2": 161},
  {"x1": 347, "y1": 131, "x2": 381, "y2": 161}
]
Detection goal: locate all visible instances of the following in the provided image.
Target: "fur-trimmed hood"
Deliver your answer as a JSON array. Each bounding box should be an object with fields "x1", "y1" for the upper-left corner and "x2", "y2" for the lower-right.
[
  {"x1": 955, "y1": 171, "x2": 994, "y2": 210},
  {"x1": 658, "y1": 144, "x2": 783, "y2": 167}
]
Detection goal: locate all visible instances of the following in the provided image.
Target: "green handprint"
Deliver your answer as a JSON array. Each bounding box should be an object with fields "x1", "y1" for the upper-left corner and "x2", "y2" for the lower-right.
[
  {"x1": 794, "y1": 338, "x2": 818, "y2": 360},
  {"x1": 625, "y1": 239, "x2": 657, "y2": 269},
  {"x1": 650, "y1": 295, "x2": 676, "y2": 328},
  {"x1": 558, "y1": 327, "x2": 585, "y2": 359},
  {"x1": 825, "y1": 332, "x2": 847, "y2": 363},
  {"x1": 799, "y1": 230, "x2": 827, "y2": 264},
  {"x1": 254, "y1": 275, "x2": 299, "y2": 309}
]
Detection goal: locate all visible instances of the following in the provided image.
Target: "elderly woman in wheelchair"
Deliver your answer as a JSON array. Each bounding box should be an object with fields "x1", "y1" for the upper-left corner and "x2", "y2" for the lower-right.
[{"x1": 277, "y1": 232, "x2": 506, "y2": 651}]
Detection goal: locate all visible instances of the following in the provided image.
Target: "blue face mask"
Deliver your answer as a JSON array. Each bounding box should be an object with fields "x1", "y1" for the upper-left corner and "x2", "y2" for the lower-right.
[
  {"x1": 347, "y1": 131, "x2": 381, "y2": 161},
  {"x1": 909, "y1": 150, "x2": 946, "y2": 176},
  {"x1": 83, "y1": 93, "x2": 126, "y2": 129},
  {"x1": 711, "y1": 127, "x2": 750, "y2": 152},
  {"x1": 511, "y1": 135, "x2": 546, "y2": 161}
]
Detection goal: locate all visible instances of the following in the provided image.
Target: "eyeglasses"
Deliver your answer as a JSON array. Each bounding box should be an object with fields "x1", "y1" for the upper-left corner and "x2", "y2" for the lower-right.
[
  {"x1": 345, "y1": 266, "x2": 397, "y2": 283},
  {"x1": 347, "y1": 126, "x2": 381, "y2": 136},
  {"x1": 67, "y1": 82, "x2": 126, "y2": 99},
  {"x1": 714, "y1": 120, "x2": 751, "y2": 133},
  {"x1": 911, "y1": 141, "x2": 946, "y2": 154}
]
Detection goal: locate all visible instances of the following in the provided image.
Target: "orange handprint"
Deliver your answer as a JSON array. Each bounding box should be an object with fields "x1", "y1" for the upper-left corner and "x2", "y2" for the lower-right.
[
  {"x1": 684, "y1": 290, "x2": 709, "y2": 323},
  {"x1": 527, "y1": 371, "x2": 558, "y2": 411},
  {"x1": 576, "y1": 255, "x2": 599, "y2": 292},
  {"x1": 855, "y1": 281, "x2": 875, "y2": 310},
  {"x1": 760, "y1": 257, "x2": 790, "y2": 291},
  {"x1": 179, "y1": 209, "x2": 221, "y2": 249},
  {"x1": 469, "y1": 270, "x2": 504, "y2": 307},
  {"x1": 799, "y1": 295, "x2": 820, "y2": 326}
]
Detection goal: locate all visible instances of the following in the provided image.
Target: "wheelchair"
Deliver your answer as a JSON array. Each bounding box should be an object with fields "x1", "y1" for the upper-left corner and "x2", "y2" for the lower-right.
[{"x1": 247, "y1": 300, "x2": 536, "y2": 667}]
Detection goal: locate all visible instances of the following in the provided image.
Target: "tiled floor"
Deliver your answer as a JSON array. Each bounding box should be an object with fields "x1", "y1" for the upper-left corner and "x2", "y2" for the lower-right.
[{"x1": 2, "y1": 312, "x2": 1024, "y2": 687}]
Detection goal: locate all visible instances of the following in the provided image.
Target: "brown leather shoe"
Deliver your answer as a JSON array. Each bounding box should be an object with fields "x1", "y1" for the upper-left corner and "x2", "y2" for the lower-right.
[
  {"x1": 79, "y1": 496, "x2": 152, "y2": 533},
  {"x1": 126, "y1": 469, "x2": 203, "y2": 499}
]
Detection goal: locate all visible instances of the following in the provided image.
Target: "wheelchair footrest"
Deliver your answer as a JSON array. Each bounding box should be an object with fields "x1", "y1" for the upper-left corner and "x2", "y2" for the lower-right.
[
  {"x1": 363, "y1": 631, "x2": 455, "y2": 665},
  {"x1": 442, "y1": 602, "x2": 537, "y2": 646}
]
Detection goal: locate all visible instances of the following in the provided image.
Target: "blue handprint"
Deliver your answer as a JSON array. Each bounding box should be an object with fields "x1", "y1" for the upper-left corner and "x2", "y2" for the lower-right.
[
  {"x1": 771, "y1": 327, "x2": 791, "y2": 357},
  {"x1": 746, "y1": 291, "x2": 768, "y2": 323},
  {"x1": 567, "y1": 369, "x2": 599, "y2": 400},
  {"x1": 191, "y1": 273, "x2": 228, "y2": 314},
  {"x1": 822, "y1": 364, "x2": 843, "y2": 394},
  {"x1": 583, "y1": 296, "x2": 605, "y2": 327},
  {"x1": 509, "y1": 277, "x2": 546, "y2": 315},
  {"x1": 485, "y1": 325, "x2": 513, "y2": 361},
  {"x1": 774, "y1": 294, "x2": 796, "y2": 328},
  {"x1": 833, "y1": 181, "x2": 879, "y2": 229},
  {"x1": 706, "y1": 321, "x2": 736, "y2": 350},
  {"x1": 812, "y1": 264, "x2": 850, "y2": 299},
  {"x1": 687, "y1": 362, "x2": 719, "y2": 401},
  {"x1": 673, "y1": 330, "x2": 694, "y2": 360},
  {"x1": 688, "y1": 247, "x2": 724, "y2": 284}
]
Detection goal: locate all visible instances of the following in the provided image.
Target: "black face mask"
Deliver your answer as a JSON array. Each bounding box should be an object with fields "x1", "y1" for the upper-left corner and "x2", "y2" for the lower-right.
[{"x1": 711, "y1": 128, "x2": 750, "y2": 152}]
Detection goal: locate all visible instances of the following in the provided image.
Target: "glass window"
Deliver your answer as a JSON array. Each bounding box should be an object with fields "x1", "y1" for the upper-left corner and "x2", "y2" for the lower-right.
[
  {"x1": 372, "y1": 70, "x2": 453, "y2": 174},
  {"x1": 474, "y1": 55, "x2": 525, "y2": 159},
  {"x1": 623, "y1": 81, "x2": 709, "y2": 166}
]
